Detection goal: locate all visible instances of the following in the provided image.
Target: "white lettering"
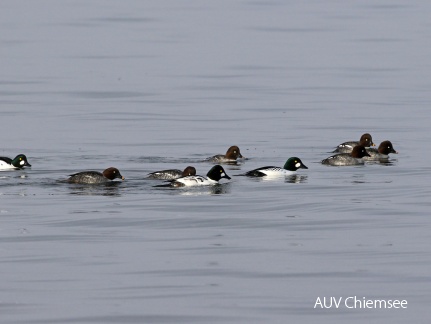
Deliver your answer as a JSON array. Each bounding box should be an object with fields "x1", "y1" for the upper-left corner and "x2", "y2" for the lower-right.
[
  {"x1": 345, "y1": 296, "x2": 354, "y2": 308},
  {"x1": 365, "y1": 299, "x2": 374, "y2": 308},
  {"x1": 314, "y1": 297, "x2": 323, "y2": 308},
  {"x1": 318, "y1": 296, "x2": 408, "y2": 309},
  {"x1": 314, "y1": 297, "x2": 343, "y2": 308},
  {"x1": 332, "y1": 297, "x2": 343, "y2": 308},
  {"x1": 374, "y1": 300, "x2": 387, "y2": 308}
]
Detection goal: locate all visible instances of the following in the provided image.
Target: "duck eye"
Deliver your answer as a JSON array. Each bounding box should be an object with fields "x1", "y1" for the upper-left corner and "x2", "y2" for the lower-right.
[{"x1": 20, "y1": 158, "x2": 22, "y2": 160}]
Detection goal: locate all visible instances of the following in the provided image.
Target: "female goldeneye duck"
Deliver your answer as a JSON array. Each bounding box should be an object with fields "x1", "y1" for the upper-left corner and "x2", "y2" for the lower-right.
[
  {"x1": 169, "y1": 165, "x2": 231, "y2": 187},
  {"x1": 243, "y1": 157, "x2": 308, "y2": 177},
  {"x1": 322, "y1": 145, "x2": 370, "y2": 166},
  {"x1": 147, "y1": 166, "x2": 196, "y2": 180},
  {"x1": 0, "y1": 154, "x2": 31, "y2": 170},
  {"x1": 333, "y1": 133, "x2": 375, "y2": 153},
  {"x1": 67, "y1": 167, "x2": 125, "y2": 184},
  {"x1": 364, "y1": 140, "x2": 398, "y2": 160},
  {"x1": 205, "y1": 145, "x2": 244, "y2": 163}
]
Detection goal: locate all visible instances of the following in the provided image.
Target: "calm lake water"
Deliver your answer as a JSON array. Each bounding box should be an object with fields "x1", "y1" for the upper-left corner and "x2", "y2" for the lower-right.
[{"x1": 1, "y1": 1, "x2": 431, "y2": 323}]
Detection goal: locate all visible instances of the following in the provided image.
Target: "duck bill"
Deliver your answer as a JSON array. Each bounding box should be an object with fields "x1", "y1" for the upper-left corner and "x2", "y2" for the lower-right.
[
  {"x1": 222, "y1": 173, "x2": 231, "y2": 180},
  {"x1": 25, "y1": 162, "x2": 32, "y2": 167},
  {"x1": 121, "y1": 176, "x2": 125, "y2": 180},
  {"x1": 300, "y1": 164, "x2": 308, "y2": 169}
]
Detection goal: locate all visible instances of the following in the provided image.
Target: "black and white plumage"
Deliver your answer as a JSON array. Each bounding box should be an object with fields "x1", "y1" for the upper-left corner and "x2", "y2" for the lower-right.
[
  {"x1": 0, "y1": 154, "x2": 31, "y2": 170},
  {"x1": 243, "y1": 157, "x2": 308, "y2": 177},
  {"x1": 163, "y1": 165, "x2": 231, "y2": 187}
]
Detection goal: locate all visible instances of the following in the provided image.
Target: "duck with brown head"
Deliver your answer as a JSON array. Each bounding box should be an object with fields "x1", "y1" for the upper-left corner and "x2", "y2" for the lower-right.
[
  {"x1": 322, "y1": 145, "x2": 371, "y2": 166},
  {"x1": 67, "y1": 167, "x2": 125, "y2": 184},
  {"x1": 332, "y1": 133, "x2": 375, "y2": 153},
  {"x1": 147, "y1": 166, "x2": 196, "y2": 180},
  {"x1": 364, "y1": 140, "x2": 398, "y2": 160},
  {"x1": 205, "y1": 145, "x2": 244, "y2": 163}
]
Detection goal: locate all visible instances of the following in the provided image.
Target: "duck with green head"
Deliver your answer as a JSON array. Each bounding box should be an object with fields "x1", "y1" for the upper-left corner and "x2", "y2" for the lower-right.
[
  {"x1": 243, "y1": 157, "x2": 308, "y2": 177},
  {"x1": 0, "y1": 154, "x2": 32, "y2": 170}
]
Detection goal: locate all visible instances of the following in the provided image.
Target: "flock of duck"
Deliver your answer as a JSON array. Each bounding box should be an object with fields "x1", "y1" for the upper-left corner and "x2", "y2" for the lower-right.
[{"x1": 0, "y1": 133, "x2": 398, "y2": 187}]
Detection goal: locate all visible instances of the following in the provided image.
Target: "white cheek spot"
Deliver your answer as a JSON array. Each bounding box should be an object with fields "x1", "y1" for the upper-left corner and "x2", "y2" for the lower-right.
[
  {"x1": 295, "y1": 162, "x2": 301, "y2": 168},
  {"x1": 20, "y1": 160, "x2": 25, "y2": 166}
]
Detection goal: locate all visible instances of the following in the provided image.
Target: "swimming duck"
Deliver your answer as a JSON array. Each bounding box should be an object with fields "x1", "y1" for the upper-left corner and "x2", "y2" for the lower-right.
[
  {"x1": 364, "y1": 140, "x2": 398, "y2": 160},
  {"x1": 147, "y1": 166, "x2": 196, "y2": 180},
  {"x1": 333, "y1": 133, "x2": 375, "y2": 153},
  {"x1": 67, "y1": 167, "x2": 125, "y2": 184},
  {"x1": 205, "y1": 146, "x2": 244, "y2": 163},
  {"x1": 322, "y1": 145, "x2": 371, "y2": 166},
  {"x1": 167, "y1": 165, "x2": 231, "y2": 187},
  {"x1": 243, "y1": 157, "x2": 308, "y2": 177},
  {"x1": 0, "y1": 154, "x2": 31, "y2": 170}
]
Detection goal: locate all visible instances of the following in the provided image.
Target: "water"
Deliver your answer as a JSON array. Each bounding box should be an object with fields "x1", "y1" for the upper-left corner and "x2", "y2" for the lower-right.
[{"x1": 1, "y1": 1, "x2": 430, "y2": 323}]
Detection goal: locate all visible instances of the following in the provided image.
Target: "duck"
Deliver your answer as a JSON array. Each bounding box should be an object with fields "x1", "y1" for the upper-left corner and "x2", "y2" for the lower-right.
[
  {"x1": 322, "y1": 145, "x2": 371, "y2": 166},
  {"x1": 205, "y1": 145, "x2": 244, "y2": 163},
  {"x1": 364, "y1": 140, "x2": 398, "y2": 160},
  {"x1": 242, "y1": 157, "x2": 308, "y2": 177},
  {"x1": 67, "y1": 167, "x2": 125, "y2": 184},
  {"x1": 0, "y1": 154, "x2": 31, "y2": 170},
  {"x1": 332, "y1": 133, "x2": 375, "y2": 153},
  {"x1": 165, "y1": 165, "x2": 231, "y2": 187},
  {"x1": 147, "y1": 166, "x2": 196, "y2": 180}
]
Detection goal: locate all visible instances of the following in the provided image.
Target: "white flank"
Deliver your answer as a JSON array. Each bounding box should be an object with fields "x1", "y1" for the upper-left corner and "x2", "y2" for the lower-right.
[{"x1": 0, "y1": 161, "x2": 16, "y2": 170}]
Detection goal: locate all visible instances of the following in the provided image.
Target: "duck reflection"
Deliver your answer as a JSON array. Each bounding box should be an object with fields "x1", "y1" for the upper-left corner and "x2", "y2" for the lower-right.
[
  {"x1": 367, "y1": 158, "x2": 397, "y2": 166},
  {"x1": 285, "y1": 174, "x2": 308, "y2": 184},
  {"x1": 67, "y1": 182, "x2": 122, "y2": 197},
  {"x1": 159, "y1": 183, "x2": 231, "y2": 196}
]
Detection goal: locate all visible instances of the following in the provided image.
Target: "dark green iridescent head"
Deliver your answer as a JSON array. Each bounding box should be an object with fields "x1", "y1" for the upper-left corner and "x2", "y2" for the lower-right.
[
  {"x1": 283, "y1": 157, "x2": 308, "y2": 171},
  {"x1": 11, "y1": 154, "x2": 31, "y2": 168}
]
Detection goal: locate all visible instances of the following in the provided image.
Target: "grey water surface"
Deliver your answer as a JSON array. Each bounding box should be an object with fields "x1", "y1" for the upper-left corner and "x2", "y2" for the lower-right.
[{"x1": 1, "y1": 1, "x2": 431, "y2": 323}]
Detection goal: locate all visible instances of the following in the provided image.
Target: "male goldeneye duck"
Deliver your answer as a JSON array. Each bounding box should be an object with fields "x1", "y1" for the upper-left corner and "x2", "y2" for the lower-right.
[
  {"x1": 147, "y1": 166, "x2": 196, "y2": 180},
  {"x1": 67, "y1": 167, "x2": 125, "y2": 184},
  {"x1": 333, "y1": 133, "x2": 375, "y2": 153},
  {"x1": 0, "y1": 154, "x2": 31, "y2": 170},
  {"x1": 364, "y1": 140, "x2": 398, "y2": 160},
  {"x1": 169, "y1": 165, "x2": 231, "y2": 187},
  {"x1": 322, "y1": 145, "x2": 370, "y2": 166},
  {"x1": 243, "y1": 157, "x2": 308, "y2": 177},
  {"x1": 205, "y1": 146, "x2": 244, "y2": 163}
]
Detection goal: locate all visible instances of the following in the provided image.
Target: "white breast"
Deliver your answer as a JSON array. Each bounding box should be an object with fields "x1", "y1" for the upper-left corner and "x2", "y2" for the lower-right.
[{"x1": 0, "y1": 160, "x2": 16, "y2": 170}]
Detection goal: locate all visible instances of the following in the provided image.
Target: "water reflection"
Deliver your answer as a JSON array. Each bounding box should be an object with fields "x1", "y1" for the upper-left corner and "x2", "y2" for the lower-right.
[
  {"x1": 285, "y1": 174, "x2": 308, "y2": 184},
  {"x1": 365, "y1": 159, "x2": 397, "y2": 166},
  {"x1": 155, "y1": 183, "x2": 231, "y2": 196},
  {"x1": 67, "y1": 182, "x2": 122, "y2": 197},
  {"x1": 242, "y1": 174, "x2": 308, "y2": 183}
]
